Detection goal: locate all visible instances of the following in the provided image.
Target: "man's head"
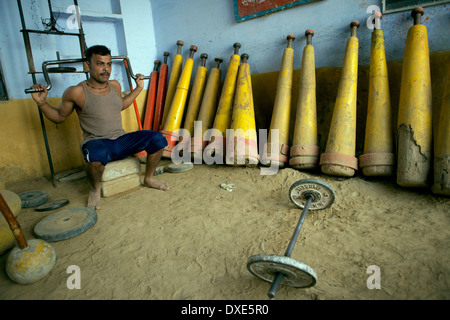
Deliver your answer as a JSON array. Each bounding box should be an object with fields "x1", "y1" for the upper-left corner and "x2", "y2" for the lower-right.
[
  {"x1": 85, "y1": 45, "x2": 112, "y2": 84},
  {"x1": 85, "y1": 45, "x2": 111, "y2": 63}
]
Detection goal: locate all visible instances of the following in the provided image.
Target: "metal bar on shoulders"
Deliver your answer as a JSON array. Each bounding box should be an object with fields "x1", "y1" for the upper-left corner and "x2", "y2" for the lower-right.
[{"x1": 25, "y1": 56, "x2": 150, "y2": 93}]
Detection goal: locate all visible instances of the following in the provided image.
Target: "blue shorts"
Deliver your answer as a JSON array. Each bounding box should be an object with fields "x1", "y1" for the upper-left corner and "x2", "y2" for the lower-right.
[{"x1": 82, "y1": 130, "x2": 167, "y2": 165}]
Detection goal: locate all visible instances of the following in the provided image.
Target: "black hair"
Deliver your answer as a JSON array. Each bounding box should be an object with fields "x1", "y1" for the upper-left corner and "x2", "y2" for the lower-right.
[{"x1": 85, "y1": 45, "x2": 111, "y2": 63}]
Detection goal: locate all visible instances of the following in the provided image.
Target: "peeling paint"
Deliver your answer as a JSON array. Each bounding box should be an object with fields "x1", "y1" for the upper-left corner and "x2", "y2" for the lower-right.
[
  {"x1": 396, "y1": 124, "x2": 431, "y2": 187},
  {"x1": 432, "y1": 157, "x2": 450, "y2": 196}
]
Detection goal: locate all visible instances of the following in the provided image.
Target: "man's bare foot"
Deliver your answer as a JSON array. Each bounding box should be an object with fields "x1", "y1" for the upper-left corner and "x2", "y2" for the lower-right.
[
  {"x1": 87, "y1": 188, "x2": 101, "y2": 209},
  {"x1": 144, "y1": 177, "x2": 170, "y2": 191}
]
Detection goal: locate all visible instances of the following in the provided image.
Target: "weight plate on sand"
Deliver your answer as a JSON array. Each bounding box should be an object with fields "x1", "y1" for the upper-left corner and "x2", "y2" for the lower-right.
[
  {"x1": 18, "y1": 190, "x2": 49, "y2": 208},
  {"x1": 247, "y1": 254, "x2": 317, "y2": 288},
  {"x1": 35, "y1": 199, "x2": 70, "y2": 212},
  {"x1": 168, "y1": 162, "x2": 194, "y2": 173},
  {"x1": 34, "y1": 207, "x2": 97, "y2": 242},
  {"x1": 289, "y1": 179, "x2": 335, "y2": 210}
]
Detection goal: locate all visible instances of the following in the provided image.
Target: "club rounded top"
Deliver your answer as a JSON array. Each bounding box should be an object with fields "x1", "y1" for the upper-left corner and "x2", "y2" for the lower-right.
[
  {"x1": 176, "y1": 41, "x2": 184, "y2": 54},
  {"x1": 305, "y1": 29, "x2": 314, "y2": 37},
  {"x1": 153, "y1": 60, "x2": 160, "y2": 71},
  {"x1": 215, "y1": 56, "x2": 223, "y2": 68},
  {"x1": 411, "y1": 6, "x2": 425, "y2": 17},
  {"x1": 233, "y1": 43, "x2": 241, "y2": 55},
  {"x1": 411, "y1": 7, "x2": 425, "y2": 25},
  {"x1": 190, "y1": 45, "x2": 198, "y2": 52},
  {"x1": 373, "y1": 12, "x2": 382, "y2": 19},
  {"x1": 350, "y1": 20, "x2": 360, "y2": 28}
]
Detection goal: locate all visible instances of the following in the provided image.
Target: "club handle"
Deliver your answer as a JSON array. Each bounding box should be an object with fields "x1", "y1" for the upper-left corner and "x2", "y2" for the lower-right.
[
  {"x1": 350, "y1": 20, "x2": 360, "y2": 37},
  {"x1": 305, "y1": 29, "x2": 314, "y2": 45},
  {"x1": 412, "y1": 7, "x2": 425, "y2": 25},
  {"x1": 233, "y1": 42, "x2": 241, "y2": 55},
  {"x1": 287, "y1": 34, "x2": 295, "y2": 48},
  {"x1": 0, "y1": 193, "x2": 28, "y2": 249},
  {"x1": 215, "y1": 56, "x2": 223, "y2": 68}
]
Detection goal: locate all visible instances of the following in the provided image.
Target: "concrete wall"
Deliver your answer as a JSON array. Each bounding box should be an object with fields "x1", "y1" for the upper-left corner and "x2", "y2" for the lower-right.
[
  {"x1": 0, "y1": 0, "x2": 449, "y2": 185},
  {"x1": 151, "y1": 0, "x2": 450, "y2": 74}
]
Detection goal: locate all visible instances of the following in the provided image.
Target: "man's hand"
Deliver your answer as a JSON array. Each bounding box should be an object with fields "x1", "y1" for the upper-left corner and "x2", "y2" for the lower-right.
[
  {"x1": 121, "y1": 73, "x2": 146, "y2": 110},
  {"x1": 135, "y1": 73, "x2": 145, "y2": 90},
  {"x1": 30, "y1": 84, "x2": 48, "y2": 107}
]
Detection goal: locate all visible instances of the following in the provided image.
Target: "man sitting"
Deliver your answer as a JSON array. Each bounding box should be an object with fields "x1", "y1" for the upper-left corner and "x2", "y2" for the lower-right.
[{"x1": 30, "y1": 45, "x2": 169, "y2": 209}]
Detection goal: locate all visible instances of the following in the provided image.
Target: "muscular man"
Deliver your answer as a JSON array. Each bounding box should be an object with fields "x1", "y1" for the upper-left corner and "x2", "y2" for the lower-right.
[{"x1": 30, "y1": 45, "x2": 169, "y2": 209}]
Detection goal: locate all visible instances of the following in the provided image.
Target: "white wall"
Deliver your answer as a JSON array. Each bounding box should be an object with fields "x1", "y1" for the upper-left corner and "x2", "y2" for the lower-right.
[
  {"x1": 1, "y1": 0, "x2": 449, "y2": 100},
  {"x1": 0, "y1": 0, "x2": 156, "y2": 100}
]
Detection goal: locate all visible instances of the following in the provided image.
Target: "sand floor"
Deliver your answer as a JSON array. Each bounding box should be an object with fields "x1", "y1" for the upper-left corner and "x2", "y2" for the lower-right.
[{"x1": 1, "y1": 160, "x2": 449, "y2": 300}]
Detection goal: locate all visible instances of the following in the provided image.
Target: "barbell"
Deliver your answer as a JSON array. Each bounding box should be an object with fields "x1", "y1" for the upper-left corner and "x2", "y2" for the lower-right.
[{"x1": 247, "y1": 178, "x2": 335, "y2": 298}]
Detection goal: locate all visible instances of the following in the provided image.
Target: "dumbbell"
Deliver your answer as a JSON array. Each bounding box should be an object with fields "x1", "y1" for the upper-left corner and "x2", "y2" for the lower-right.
[{"x1": 247, "y1": 179, "x2": 335, "y2": 298}]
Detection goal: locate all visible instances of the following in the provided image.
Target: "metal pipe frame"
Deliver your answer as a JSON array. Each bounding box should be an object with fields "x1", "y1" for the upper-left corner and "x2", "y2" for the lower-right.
[{"x1": 25, "y1": 56, "x2": 151, "y2": 94}]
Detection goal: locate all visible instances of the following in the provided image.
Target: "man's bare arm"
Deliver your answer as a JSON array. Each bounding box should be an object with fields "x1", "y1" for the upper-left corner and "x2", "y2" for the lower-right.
[
  {"x1": 30, "y1": 84, "x2": 77, "y2": 124},
  {"x1": 119, "y1": 73, "x2": 145, "y2": 110}
]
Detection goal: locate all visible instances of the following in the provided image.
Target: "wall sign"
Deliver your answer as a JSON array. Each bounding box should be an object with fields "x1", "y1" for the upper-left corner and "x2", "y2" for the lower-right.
[{"x1": 233, "y1": 0, "x2": 317, "y2": 22}]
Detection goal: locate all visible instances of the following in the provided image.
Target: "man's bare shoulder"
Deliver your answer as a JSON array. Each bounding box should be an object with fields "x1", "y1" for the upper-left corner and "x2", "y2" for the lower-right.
[
  {"x1": 62, "y1": 82, "x2": 84, "y2": 97},
  {"x1": 109, "y1": 79, "x2": 120, "y2": 89},
  {"x1": 109, "y1": 80, "x2": 122, "y2": 96},
  {"x1": 62, "y1": 82, "x2": 85, "y2": 108}
]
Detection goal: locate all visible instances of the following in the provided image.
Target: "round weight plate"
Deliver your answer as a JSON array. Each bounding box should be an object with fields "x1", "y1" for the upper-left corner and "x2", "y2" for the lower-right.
[
  {"x1": 35, "y1": 199, "x2": 70, "y2": 212},
  {"x1": 289, "y1": 179, "x2": 335, "y2": 210},
  {"x1": 168, "y1": 162, "x2": 194, "y2": 173},
  {"x1": 247, "y1": 254, "x2": 317, "y2": 288},
  {"x1": 18, "y1": 190, "x2": 49, "y2": 208},
  {"x1": 34, "y1": 207, "x2": 97, "y2": 242}
]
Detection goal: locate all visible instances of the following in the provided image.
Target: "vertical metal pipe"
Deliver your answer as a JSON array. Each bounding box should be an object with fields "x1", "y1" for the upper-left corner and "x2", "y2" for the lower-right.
[
  {"x1": 73, "y1": 0, "x2": 89, "y2": 75},
  {"x1": 33, "y1": 72, "x2": 57, "y2": 187},
  {"x1": 17, "y1": 0, "x2": 36, "y2": 74},
  {"x1": 17, "y1": 0, "x2": 57, "y2": 187},
  {"x1": 47, "y1": 0, "x2": 55, "y2": 22}
]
